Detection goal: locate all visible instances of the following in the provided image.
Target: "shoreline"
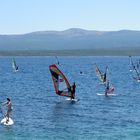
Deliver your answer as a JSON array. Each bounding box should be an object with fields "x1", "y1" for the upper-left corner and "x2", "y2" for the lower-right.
[{"x1": 0, "y1": 49, "x2": 140, "y2": 56}]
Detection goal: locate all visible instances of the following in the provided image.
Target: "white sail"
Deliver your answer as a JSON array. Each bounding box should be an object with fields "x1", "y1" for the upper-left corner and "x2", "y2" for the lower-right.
[{"x1": 12, "y1": 58, "x2": 18, "y2": 72}]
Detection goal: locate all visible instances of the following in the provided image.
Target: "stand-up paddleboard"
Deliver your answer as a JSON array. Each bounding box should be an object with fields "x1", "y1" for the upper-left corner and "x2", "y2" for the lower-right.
[
  {"x1": 66, "y1": 98, "x2": 79, "y2": 102},
  {"x1": 1, "y1": 117, "x2": 14, "y2": 126}
]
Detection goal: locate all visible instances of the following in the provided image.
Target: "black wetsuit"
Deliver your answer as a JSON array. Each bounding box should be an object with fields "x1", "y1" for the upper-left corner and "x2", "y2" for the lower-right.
[
  {"x1": 71, "y1": 84, "x2": 76, "y2": 99},
  {"x1": 105, "y1": 81, "x2": 109, "y2": 96}
]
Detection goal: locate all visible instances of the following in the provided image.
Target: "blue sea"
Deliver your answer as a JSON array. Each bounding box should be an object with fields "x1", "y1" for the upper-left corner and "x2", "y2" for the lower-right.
[{"x1": 0, "y1": 56, "x2": 140, "y2": 140}]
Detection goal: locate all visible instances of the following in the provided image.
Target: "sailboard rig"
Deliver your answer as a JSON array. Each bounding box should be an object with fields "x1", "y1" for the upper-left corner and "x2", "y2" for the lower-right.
[
  {"x1": 94, "y1": 63, "x2": 107, "y2": 84},
  {"x1": 49, "y1": 64, "x2": 72, "y2": 97},
  {"x1": 94, "y1": 64, "x2": 115, "y2": 95},
  {"x1": 12, "y1": 58, "x2": 18, "y2": 72},
  {"x1": 129, "y1": 56, "x2": 134, "y2": 72},
  {"x1": 55, "y1": 56, "x2": 60, "y2": 65},
  {"x1": 129, "y1": 56, "x2": 140, "y2": 82}
]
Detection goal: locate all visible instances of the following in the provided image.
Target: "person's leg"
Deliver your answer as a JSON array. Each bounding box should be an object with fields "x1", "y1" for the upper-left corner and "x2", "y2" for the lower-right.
[{"x1": 6, "y1": 110, "x2": 11, "y2": 123}]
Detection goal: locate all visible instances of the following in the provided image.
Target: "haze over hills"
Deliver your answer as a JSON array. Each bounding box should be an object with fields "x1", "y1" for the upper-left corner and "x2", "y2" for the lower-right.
[{"x1": 0, "y1": 28, "x2": 140, "y2": 55}]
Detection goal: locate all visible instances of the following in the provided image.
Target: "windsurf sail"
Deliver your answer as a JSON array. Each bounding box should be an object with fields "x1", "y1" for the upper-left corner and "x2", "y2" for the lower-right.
[
  {"x1": 136, "y1": 59, "x2": 140, "y2": 69},
  {"x1": 129, "y1": 56, "x2": 135, "y2": 72},
  {"x1": 55, "y1": 56, "x2": 60, "y2": 65},
  {"x1": 94, "y1": 64, "x2": 115, "y2": 94},
  {"x1": 49, "y1": 64, "x2": 72, "y2": 97},
  {"x1": 132, "y1": 67, "x2": 140, "y2": 81},
  {"x1": 94, "y1": 63, "x2": 107, "y2": 83},
  {"x1": 12, "y1": 58, "x2": 18, "y2": 72},
  {"x1": 129, "y1": 56, "x2": 140, "y2": 81}
]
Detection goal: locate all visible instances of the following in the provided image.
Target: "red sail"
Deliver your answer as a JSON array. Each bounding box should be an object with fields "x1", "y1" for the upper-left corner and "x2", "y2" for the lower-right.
[{"x1": 49, "y1": 64, "x2": 72, "y2": 97}]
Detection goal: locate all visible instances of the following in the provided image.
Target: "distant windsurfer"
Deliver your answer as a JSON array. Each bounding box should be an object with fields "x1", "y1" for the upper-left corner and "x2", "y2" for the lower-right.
[
  {"x1": 55, "y1": 56, "x2": 60, "y2": 65},
  {"x1": 137, "y1": 60, "x2": 139, "y2": 69},
  {"x1": 16, "y1": 66, "x2": 18, "y2": 71},
  {"x1": 80, "y1": 71, "x2": 83, "y2": 74},
  {"x1": 103, "y1": 66, "x2": 108, "y2": 83},
  {"x1": 105, "y1": 80, "x2": 114, "y2": 96},
  {"x1": 105, "y1": 81, "x2": 109, "y2": 96},
  {"x1": 12, "y1": 58, "x2": 18, "y2": 72},
  {"x1": 103, "y1": 72, "x2": 106, "y2": 83},
  {"x1": 71, "y1": 82, "x2": 76, "y2": 99},
  {"x1": 2, "y1": 98, "x2": 13, "y2": 123}
]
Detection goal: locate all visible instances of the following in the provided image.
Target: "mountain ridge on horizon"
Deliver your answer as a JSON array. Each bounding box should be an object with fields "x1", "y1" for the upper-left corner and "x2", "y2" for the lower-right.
[
  {"x1": 1, "y1": 28, "x2": 140, "y2": 36},
  {"x1": 0, "y1": 28, "x2": 140, "y2": 53}
]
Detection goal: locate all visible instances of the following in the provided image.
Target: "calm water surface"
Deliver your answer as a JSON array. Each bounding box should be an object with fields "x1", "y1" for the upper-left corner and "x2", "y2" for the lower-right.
[{"x1": 0, "y1": 56, "x2": 140, "y2": 140}]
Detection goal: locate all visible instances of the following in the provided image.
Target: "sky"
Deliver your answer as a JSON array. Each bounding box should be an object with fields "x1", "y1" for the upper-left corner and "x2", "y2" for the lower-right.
[{"x1": 0, "y1": 0, "x2": 140, "y2": 34}]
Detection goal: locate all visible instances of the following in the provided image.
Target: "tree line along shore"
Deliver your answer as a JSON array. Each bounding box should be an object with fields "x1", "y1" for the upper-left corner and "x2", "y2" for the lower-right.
[{"x1": 0, "y1": 48, "x2": 140, "y2": 56}]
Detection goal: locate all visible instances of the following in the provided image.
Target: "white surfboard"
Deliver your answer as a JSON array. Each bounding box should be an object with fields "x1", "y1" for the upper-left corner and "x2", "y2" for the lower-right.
[
  {"x1": 66, "y1": 98, "x2": 79, "y2": 102},
  {"x1": 1, "y1": 117, "x2": 14, "y2": 126},
  {"x1": 97, "y1": 93, "x2": 116, "y2": 96}
]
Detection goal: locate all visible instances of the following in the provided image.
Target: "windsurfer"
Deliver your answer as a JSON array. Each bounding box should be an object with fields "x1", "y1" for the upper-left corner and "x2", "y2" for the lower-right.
[
  {"x1": 103, "y1": 66, "x2": 108, "y2": 83},
  {"x1": 105, "y1": 80, "x2": 115, "y2": 96},
  {"x1": 105, "y1": 80, "x2": 110, "y2": 96},
  {"x1": 80, "y1": 71, "x2": 83, "y2": 74},
  {"x1": 103, "y1": 72, "x2": 106, "y2": 83},
  {"x1": 71, "y1": 82, "x2": 76, "y2": 99},
  {"x1": 16, "y1": 66, "x2": 18, "y2": 71},
  {"x1": 2, "y1": 98, "x2": 13, "y2": 123}
]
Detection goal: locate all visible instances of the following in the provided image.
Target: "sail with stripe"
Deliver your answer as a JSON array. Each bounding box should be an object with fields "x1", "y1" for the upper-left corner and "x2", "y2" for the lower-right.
[
  {"x1": 94, "y1": 63, "x2": 107, "y2": 84},
  {"x1": 49, "y1": 64, "x2": 72, "y2": 97},
  {"x1": 12, "y1": 58, "x2": 18, "y2": 72},
  {"x1": 94, "y1": 64, "x2": 115, "y2": 94}
]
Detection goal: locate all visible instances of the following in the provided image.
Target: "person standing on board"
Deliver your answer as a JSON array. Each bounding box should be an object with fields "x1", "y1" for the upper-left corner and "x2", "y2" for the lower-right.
[
  {"x1": 2, "y1": 98, "x2": 13, "y2": 123},
  {"x1": 103, "y1": 72, "x2": 106, "y2": 83},
  {"x1": 71, "y1": 82, "x2": 76, "y2": 99},
  {"x1": 105, "y1": 80, "x2": 110, "y2": 96},
  {"x1": 103, "y1": 66, "x2": 108, "y2": 83}
]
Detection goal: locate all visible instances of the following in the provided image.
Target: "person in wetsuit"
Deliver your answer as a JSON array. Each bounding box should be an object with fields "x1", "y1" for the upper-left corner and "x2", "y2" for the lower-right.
[
  {"x1": 105, "y1": 80, "x2": 110, "y2": 96},
  {"x1": 71, "y1": 82, "x2": 76, "y2": 99}
]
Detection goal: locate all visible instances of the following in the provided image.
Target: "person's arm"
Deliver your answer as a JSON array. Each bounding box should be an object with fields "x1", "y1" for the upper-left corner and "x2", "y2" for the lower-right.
[
  {"x1": 2, "y1": 101, "x2": 7, "y2": 106},
  {"x1": 6, "y1": 102, "x2": 10, "y2": 107}
]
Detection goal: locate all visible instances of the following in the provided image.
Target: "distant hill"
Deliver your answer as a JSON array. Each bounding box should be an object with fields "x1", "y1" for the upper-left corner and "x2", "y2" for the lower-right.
[{"x1": 0, "y1": 28, "x2": 140, "y2": 55}]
